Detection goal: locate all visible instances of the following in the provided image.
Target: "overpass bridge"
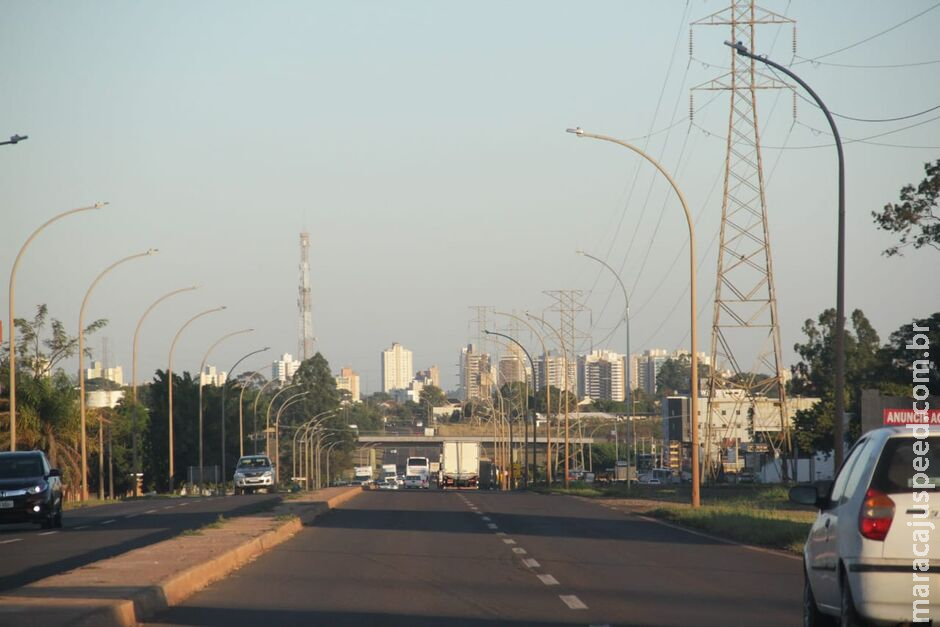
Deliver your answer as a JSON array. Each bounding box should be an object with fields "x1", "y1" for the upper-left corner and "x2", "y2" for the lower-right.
[{"x1": 356, "y1": 434, "x2": 596, "y2": 447}]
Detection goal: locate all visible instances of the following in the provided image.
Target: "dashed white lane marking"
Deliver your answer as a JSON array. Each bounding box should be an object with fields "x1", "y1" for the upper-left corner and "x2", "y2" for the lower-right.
[
  {"x1": 74, "y1": 525, "x2": 89, "y2": 530},
  {"x1": 481, "y1": 516, "x2": 491, "y2": 521},
  {"x1": 162, "y1": 505, "x2": 174, "y2": 510},
  {"x1": 475, "y1": 511, "x2": 484, "y2": 516},
  {"x1": 125, "y1": 514, "x2": 139, "y2": 519},
  {"x1": 100, "y1": 519, "x2": 116, "y2": 525},
  {"x1": 495, "y1": 531, "x2": 506, "y2": 536},
  {"x1": 0, "y1": 538, "x2": 22, "y2": 544},
  {"x1": 486, "y1": 523, "x2": 498, "y2": 530},
  {"x1": 178, "y1": 502, "x2": 190, "y2": 507},
  {"x1": 144, "y1": 509, "x2": 158, "y2": 514},
  {"x1": 38, "y1": 531, "x2": 58, "y2": 536},
  {"x1": 502, "y1": 538, "x2": 516, "y2": 545},
  {"x1": 512, "y1": 547, "x2": 527, "y2": 555},
  {"x1": 538, "y1": 574, "x2": 560, "y2": 586},
  {"x1": 559, "y1": 594, "x2": 588, "y2": 610},
  {"x1": 522, "y1": 558, "x2": 540, "y2": 569}
]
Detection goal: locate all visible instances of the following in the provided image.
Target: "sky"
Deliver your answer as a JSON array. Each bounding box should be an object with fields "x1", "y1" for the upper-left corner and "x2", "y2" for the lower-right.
[{"x1": 1, "y1": 1, "x2": 938, "y2": 394}]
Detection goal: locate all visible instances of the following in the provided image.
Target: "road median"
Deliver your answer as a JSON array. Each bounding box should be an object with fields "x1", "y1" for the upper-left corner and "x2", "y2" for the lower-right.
[{"x1": 0, "y1": 486, "x2": 361, "y2": 627}]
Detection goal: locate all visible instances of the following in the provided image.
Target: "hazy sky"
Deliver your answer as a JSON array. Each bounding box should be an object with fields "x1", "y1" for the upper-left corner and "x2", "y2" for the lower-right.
[{"x1": 2, "y1": 1, "x2": 938, "y2": 394}]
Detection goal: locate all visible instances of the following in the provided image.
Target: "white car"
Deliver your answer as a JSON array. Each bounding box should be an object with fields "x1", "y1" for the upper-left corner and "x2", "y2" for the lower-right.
[
  {"x1": 233, "y1": 455, "x2": 275, "y2": 494},
  {"x1": 403, "y1": 474, "x2": 429, "y2": 489},
  {"x1": 791, "y1": 426, "x2": 938, "y2": 625}
]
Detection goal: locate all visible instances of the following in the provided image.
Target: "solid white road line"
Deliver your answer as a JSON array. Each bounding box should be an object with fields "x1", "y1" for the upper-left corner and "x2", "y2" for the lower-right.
[
  {"x1": 559, "y1": 595, "x2": 588, "y2": 610},
  {"x1": 502, "y1": 538, "x2": 516, "y2": 544},
  {"x1": 0, "y1": 538, "x2": 22, "y2": 544},
  {"x1": 512, "y1": 547, "x2": 527, "y2": 555},
  {"x1": 537, "y1": 574, "x2": 560, "y2": 586},
  {"x1": 522, "y1": 558, "x2": 540, "y2": 569}
]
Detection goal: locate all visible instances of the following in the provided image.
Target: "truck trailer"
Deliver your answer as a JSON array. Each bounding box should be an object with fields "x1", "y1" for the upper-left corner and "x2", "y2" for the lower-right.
[{"x1": 440, "y1": 441, "x2": 479, "y2": 489}]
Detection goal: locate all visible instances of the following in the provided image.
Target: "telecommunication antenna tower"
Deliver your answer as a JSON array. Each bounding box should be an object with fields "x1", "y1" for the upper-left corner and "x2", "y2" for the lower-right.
[
  {"x1": 691, "y1": 1, "x2": 795, "y2": 473},
  {"x1": 298, "y1": 232, "x2": 315, "y2": 360}
]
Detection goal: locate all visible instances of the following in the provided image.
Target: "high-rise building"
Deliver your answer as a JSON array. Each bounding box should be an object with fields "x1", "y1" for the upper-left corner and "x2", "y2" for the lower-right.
[
  {"x1": 273, "y1": 353, "x2": 301, "y2": 383},
  {"x1": 459, "y1": 344, "x2": 493, "y2": 401},
  {"x1": 382, "y1": 343, "x2": 413, "y2": 392},
  {"x1": 635, "y1": 349, "x2": 712, "y2": 395},
  {"x1": 578, "y1": 350, "x2": 625, "y2": 402},
  {"x1": 85, "y1": 361, "x2": 124, "y2": 386},
  {"x1": 200, "y1": 365, "x2": 228, "y2": 387},
  {"x1": 534, "y1": 351, "x2": 577, "y2": 395},
  {"x1": 335, "y1": 367, "x2": 360, "y2": 403},
  {"x1": 415, "y1": 367, "x2": 441, "y2": 389}
]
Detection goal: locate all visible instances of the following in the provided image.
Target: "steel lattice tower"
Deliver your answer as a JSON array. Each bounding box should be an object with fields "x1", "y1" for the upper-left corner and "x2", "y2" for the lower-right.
[
  {"x1": 691, "y1": 1, "x2": 794, "y2": 473},
  {"x1": 298, "y1": 232, "x2": 314, "y2": 360}
]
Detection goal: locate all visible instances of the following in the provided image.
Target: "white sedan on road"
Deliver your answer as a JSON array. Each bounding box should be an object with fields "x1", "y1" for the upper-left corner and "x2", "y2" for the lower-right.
[
  {"x1": 403, "y1": 474, "x2": 429, "y2": 489},
  {"x1": 791, "y1": 426, "x2": 938, "y2": 626}
]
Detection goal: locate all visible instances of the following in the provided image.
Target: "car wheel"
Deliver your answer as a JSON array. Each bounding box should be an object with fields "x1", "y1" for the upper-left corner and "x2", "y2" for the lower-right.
[
  {"x1": 840, "y1": 572, "x2": 866, "y2": 627},
  {"x1": 803, "y1": 571, "x2": 834, "y2": 627}
]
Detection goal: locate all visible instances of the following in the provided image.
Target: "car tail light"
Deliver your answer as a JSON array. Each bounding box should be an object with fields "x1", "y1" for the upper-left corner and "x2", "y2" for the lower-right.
[{"x1": 859, "y1": 487, "x2": 895, "y2": 541}]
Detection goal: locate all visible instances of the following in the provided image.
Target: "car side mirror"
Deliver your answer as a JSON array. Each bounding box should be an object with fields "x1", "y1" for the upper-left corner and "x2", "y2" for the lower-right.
[
  {"x1": 789, "y1": 484, "x2": 829, "y2": 510},
  {"x1": 48, "y1": 468, "x2": 62, "y2": 478}
]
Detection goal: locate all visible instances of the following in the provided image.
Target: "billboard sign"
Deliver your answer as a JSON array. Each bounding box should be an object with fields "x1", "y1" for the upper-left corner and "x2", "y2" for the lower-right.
[{"x1": 883, "y1": 408, "x2": 940, "y2": 426}]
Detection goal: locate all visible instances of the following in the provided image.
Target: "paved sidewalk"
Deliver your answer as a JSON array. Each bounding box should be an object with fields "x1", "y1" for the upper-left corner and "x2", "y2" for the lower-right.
[{"x1": 0, "y1": 486, "x2": 362, "y2": 627}]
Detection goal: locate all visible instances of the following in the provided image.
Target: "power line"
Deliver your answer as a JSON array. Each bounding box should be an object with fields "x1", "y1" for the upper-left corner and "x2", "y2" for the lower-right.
[
  {"x1": 793, "y1": 55, "x2": 940, "y2": 69},
  {"x1": 793, "y1": 2, "x2": 940, "y2": 65}
]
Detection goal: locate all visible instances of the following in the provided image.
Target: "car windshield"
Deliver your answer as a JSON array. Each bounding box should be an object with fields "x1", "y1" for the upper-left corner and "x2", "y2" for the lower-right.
[
  {"x1": 407, "y1": 458, "x2": 427, "y2": 466},
  {"x1": 406, "y1": 475, "x2": 420, "y2": 480},
  {"x1": 872, "y1": 436, "x2": 940, "y2": 493},
  {"x1": 237, "y1": 458, "x2": 271, "y2": 469},
  {"x1": 0, "y1": 457, "x2": 43, "y2": 479}
]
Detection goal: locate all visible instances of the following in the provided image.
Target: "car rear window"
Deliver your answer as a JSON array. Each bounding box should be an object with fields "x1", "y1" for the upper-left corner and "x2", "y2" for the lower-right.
[
  {"x1": 0, "y1": 456, "x2": 43, "y2": 478},
  {"x1": 871, "y1": 436, "x2": 940, "y2": 493}
]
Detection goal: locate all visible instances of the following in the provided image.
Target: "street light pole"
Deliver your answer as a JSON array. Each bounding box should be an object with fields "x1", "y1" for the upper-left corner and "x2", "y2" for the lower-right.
[
  {"x1": 8, "y1": 202, "x2": 106, "y2": 451},
  {"x1": 237, "y1": 369, "x2": 267, "y2": 458},
  {"x1": 251, "y1": 378, "x2": 279, "y2": 454},
  {"x1": 568, "y1": 126, "x2": 700, "y2": 508},
  {"x1": 78, "y1": 249, "x2": 157, "y2": 500},
  {"x1": 167, "y1": 306, "x2": 225, "y2": 491},
  {"x1": 526, "y1": 312, "x2": 572, "y2": 489},
  {"x1": 494, "y1": 311, "x2": 552, "y2": 485},
  {"x1": 577, "y1": 250, "x2": 632, "y2": 492},
  {"x1": 221, "y1": 347, "x2": 269, "y2": 492},
  {"x1": 197, "y1": 329, "x2": 253, "y2": 489},
  {"x1": 273, "y1": 392, "x2": 308, "y2": 486},
  {"x1": 725, "y1": 40, "x2": 847, "y2": 468},
  {"x1": 0, "y1": 134, "x2": 28, "y2": 146},
  {"x1": 484, "y1": 329, "x2": 536, "y2": 487},
  {"x1": 131, "y1": 285, "x2": 198, "y2": 496}
]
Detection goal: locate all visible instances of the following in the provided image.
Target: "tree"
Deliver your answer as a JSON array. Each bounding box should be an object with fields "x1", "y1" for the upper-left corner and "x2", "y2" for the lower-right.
[
  {"x1": 293, "y1": 353, "x2": 341, "y2": 419},
  {"x1": 872, "y1": 159, "x2": 940, "y2": 256},
  {"x1": 419, "y1": 385, "x2": 446, "y2": 407},
  {"x1": 13, "y1": 304, "x2": 106, "y2": 378}
]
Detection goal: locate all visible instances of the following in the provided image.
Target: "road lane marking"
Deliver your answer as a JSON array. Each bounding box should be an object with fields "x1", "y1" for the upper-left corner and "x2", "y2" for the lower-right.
[
  {"x1": 481, "y1": 516, "x2": 491, "y2": 521},
  {"x1": 145, "y1": 509, "x2": 159, "y2": 514},
  {"x1": 178, "y1": 502, "x2": 190, "y2": 507},
  {"x1": 537, "y1": 574, "x2": 560, "y2": 586},
  {"x1": 495, "y1": 531, "x2": 506, "y2": 536},
  {"x1": 559, "y1": 595, "x2": 588, "y2": 610},
  {"x1": 486, "y1": 523, "x2": 498, "y2": 530},
  {"x1": 74, "y1": 526, "x2": 89, "y2": 530},
  {"x1": 502, "y1": 538, "x2": 516, "y2": 544},
  {"x1": 126, "y1": 514, "x2": 139, "y2": 519},
  {"x1": 474, "y1": 511, "x2": 484, "y2": 516},
  {"x1": 38, "y1": 531, "x2": 58, "y2": 536},
  {"x1": 522, "y1": 558, "x2": 540, "y2": 568},
  {"x1": 100, "y1": 519, "x2": 116, "y2": 525},
  {"x1": 512, "y1": 547, "x2": 527, "y2": 555},
  {"x1": 162, "y1": 505, "x2": 174, "y2": 510},
  {"x1": 0, "y1": 538, "x2": 22, "y2": 544}
]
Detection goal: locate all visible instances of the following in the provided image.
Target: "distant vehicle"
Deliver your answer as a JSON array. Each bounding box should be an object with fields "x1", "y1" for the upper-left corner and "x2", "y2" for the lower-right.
[
  {"x1": 381, "y1": 463, "x2": 398, "y2": 484},
  {"x1": 737, "y1": 470, "x2": 756, "y2": 484},
  {"x1": 638, "y1": 476, "x2": 662, "y2": 485},
  {"x1": 403, "y1": 474, "x2": 428, "y2": 489},
  {"x1": 406, "y1": 457, "x2": 430, "y2": 481},
  {"x1": 233, "y1": 455, "x2": 274, "y2": 495},
  {"x1": 791, "y1": 426, "x2": 939, "y2": 626},
  {"x1": 441, "y1": 441, "x2": 479, "y2": 489},
  {"x1": 378, "y1": 476, "x2": 400, "y2": 490},
  {"x1": 353, "y1": 466, "x2": 373, "y2": 486},
  {"x1": 0, "y1": 451, "x2": 63, "y2": 529}
]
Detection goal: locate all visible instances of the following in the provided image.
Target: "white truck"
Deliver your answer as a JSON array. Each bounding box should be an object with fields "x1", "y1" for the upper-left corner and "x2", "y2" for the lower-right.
[
  {"x1": 440, "y1": 441, "x2": 479, "y2": 489},
  {"x1": 353, "y1": 466, "x2": 373, "y2": 485}
]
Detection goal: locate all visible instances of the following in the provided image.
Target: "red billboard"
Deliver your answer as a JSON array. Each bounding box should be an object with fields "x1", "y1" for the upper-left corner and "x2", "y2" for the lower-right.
[{"x1": 883, "y1": 408, "x2": 940, "y2": 426}]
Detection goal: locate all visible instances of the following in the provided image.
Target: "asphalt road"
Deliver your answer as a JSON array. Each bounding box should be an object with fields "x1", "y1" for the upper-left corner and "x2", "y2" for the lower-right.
[
  {"x1": 0, "y1": 493, "x2": 280, "y2": 592},
  {"x1": 146, "y1": 489, "x2": 802, "y2": 627}
]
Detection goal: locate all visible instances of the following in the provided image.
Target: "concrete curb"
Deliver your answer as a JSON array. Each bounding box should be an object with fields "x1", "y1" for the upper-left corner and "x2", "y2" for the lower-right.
[{"x1": 0, "y1": 487, "x2": 362, "y2": 627}]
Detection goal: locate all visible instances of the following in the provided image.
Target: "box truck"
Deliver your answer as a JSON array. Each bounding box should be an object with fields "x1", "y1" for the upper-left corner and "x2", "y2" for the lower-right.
[{"x1": 440, "y1": 441, "x2": 479, "y2": 489}]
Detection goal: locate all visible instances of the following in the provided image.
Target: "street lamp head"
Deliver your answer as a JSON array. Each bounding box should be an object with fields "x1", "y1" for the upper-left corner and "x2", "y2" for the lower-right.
[
  {"x1": 94, "y1": 201, "x2": 110, "y2": 209},
  {"x1": 575, "y1": 250, "x2": 585, "y2": 256},
  {"x1": 9, "y1": 134, "x2": 28, "y2": 144},
  {"x1": 566, "y1": 127, "x2": 584, "y2": 136},
  {"x1": 725, "y1": 40, "x2": 748, "y2": 55},
  {"x1": 146, "y1": 248, "x2": 159, "y2": 255}
]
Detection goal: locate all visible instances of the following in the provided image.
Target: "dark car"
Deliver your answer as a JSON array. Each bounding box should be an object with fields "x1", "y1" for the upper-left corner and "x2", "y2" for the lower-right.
[{"x1": 0, "y1": 451, "x2": 63, "y2": 529}]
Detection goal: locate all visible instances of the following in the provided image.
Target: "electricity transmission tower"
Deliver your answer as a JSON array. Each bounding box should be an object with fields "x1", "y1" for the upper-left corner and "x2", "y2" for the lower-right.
[
  {"x1": 691, "y1": 1, "x2": 795, "y2": 475},
  {"x1": 298, "y1": 232, "x2": 315, "y2": 361}
]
